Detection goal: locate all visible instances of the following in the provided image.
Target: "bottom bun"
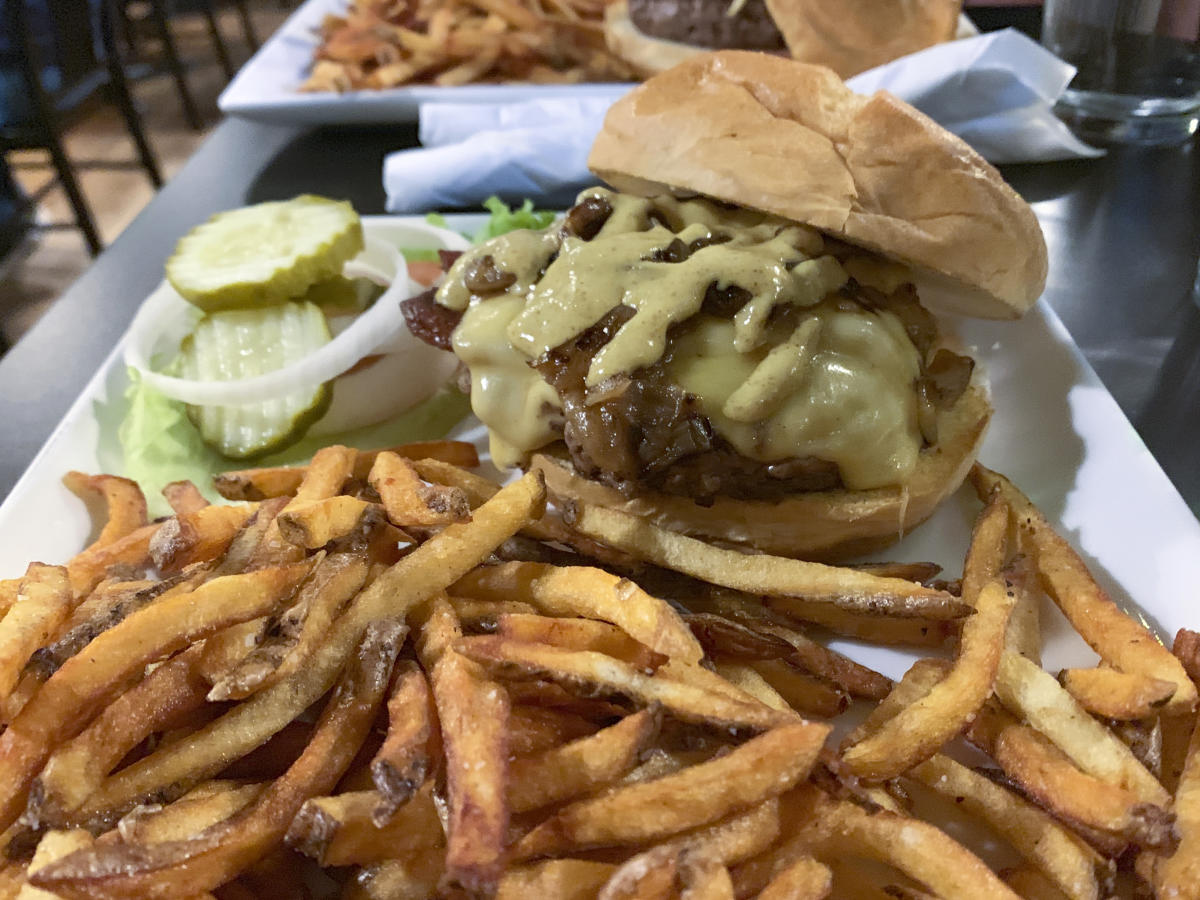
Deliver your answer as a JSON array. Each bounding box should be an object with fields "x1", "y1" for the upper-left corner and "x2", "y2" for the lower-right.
[
  {"x1": 603, "y1": 0, "x2": 710, "y2": 77},
  {"x1": 531, "y1": 383, "x2": 992, "y2": 562}
]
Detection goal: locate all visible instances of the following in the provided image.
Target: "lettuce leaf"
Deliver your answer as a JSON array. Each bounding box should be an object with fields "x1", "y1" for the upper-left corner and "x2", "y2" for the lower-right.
[{"x1": 425, "y1": 196, "x2": 555, "y2": 245}]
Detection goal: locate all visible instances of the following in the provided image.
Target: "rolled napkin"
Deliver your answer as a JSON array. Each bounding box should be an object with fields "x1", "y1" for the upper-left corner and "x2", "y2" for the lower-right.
[{"x1": 384, "y1": 29, "x2": 1102, "y2": 214}]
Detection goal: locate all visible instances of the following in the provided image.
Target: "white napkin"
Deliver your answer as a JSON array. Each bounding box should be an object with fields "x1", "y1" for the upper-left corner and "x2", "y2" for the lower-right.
[{"x1": 384, "y1": 28, "x2": 1102, "y2": 213}]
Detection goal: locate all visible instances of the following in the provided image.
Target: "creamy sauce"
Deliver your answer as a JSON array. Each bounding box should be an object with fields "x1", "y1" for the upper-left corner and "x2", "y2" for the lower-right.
[{"x1": 435, "y1": 187, "x2": 924, "y2": 489}]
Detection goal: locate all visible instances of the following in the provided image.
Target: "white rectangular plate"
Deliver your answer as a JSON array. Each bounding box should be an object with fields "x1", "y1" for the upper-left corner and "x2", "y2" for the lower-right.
[
  {"x1": 2, "y1": 215, "x2": 1198, "y2": 683},
  {"x1": 217, "y1": 0, "x2": 634, "y2": 125}
]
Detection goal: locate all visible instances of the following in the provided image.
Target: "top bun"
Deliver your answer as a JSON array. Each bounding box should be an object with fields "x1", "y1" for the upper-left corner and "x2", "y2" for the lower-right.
[
  {"x1": 765, "y1": 0, "x2": 961, "y2": 78},
  {"x1": 588, "y1": 51, "x2": 1047, "y2": 319}
]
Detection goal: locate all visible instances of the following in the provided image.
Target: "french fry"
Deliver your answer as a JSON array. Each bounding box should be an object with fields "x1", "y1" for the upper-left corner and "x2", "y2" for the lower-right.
[
  {"x1": 497, "y1": 859, "x2": 615, "y2": 899},
  {"x1": 972, "y1": 465, "x2": 1197, "y2": 713},
  {"x1": 968, "y1": 700, "x2": 1171, "y2": 849},
  {"x1": 994, "y1": 650, "x2": 1169, "y2": 806},
  {"x1": 0, "y1": 565, "x2": 71, "y2": 707},
  {"x1": 600, "y1": 801, "x2": 782, "y2": 898},
  {"x1": 509, "y1": 708, "x2": 659, "y2": 813},
  {"x1": 677, "y1": 857, "x2": 734, "y2": 900},
  {"x1": 29, "y1": 620, "x2": 402, "y2": 900},
  {"x1": 842, "y1": 578, "x2": 1014, "y2": 779},
  {"x1": 744, "y1": 619, "x2": 893, "y2": 701},
  {"x1": 148, "y1": 504, "x2": 257, "y2": 574},
  {"x1": 908, "y1": 753, "x2": 1104, "y2": 900},
  {"x1": 791, "y1": 785, "x2": 1020, "y2": 899},
  {"x1": 31, "y1": 642, "x2": 215, "y2": 827},
  {"x1": 368, "y1": 452, "x2": 471, "y2": 528},
  {"x1": 453, "y1": 561, "x2": 704, "y2": 663},
  {"x1": 64, "y1": 522, "x2": 160, "y2": 597},
  {"x1": 287, "y1": 785, "x2": 441, "y2": 867},
  {"x1": 206, "y1": 551, "x2": 370, "y2": 702},
  {"x1": 497, "y1": 613, "x2": 667, "y2": 671},
  {"x1": 840, "y1": 657, "x2": 948, "y2": 751},
  {"x1": 507, "y1": 706, "x2": 599, "y2": 756},
  {"x1": 514, "y1": 722, "x2": 828, "y2": 858},
  {"x1": 433, "y1": 649, "x2": 510, "y2": 894},
  {"x1": 1002, "y1": 866, "x2": 1074, "y2": 900},
  {"x1": 456, "y1": 635, "x2": 795, "y2": 732},
  {"x1": 762, "y1": 600, "x2": 956, "y2": 648},
  {"x1": 1003, "y1": 552, "x2": 1041, "y2": 665},
  {"x1": 116, "y1": 782, "x2": 265, "y2": 844},
  {"x1": 1059, "y1": 667, "x2": 1176, "y2": 721},
  {"x1": 276, "y1": 497, "x2": 395, "y2": 550},
  {"x1": 685, "y1": 613, "x2": 794, "y2": 661},
  {"x1": 343, "y1": 856, "x2": 445, "y2": 900},
  {"x1": 710, "y1": 662, "x2": 792, "y2": 712},
  {"x1": 744, "y1": 659, "x2": 848, "y2": 719},
  {"x1": 369, "y1": 661, "x2": 435, "y2": 824},
  {"x1": 1154, "y1": 686, "x2": 1200, "y2": 895},
  {"x1": 568, "y1": 502, "x2": 968, "y2": 619},
  {"x1": 161, "y1": 481, "x2": 210, "y2": 516},
  {"x1": 18, "y1": 829, "x2": 95, "y2": 900},
  {"x1": 755, "y1": 856, "x2": 832, "y2": 900},
  {"x1": 0, "y1": 561, "x2": 313, "y2": 833},
  {"x1": 61, "y1": 472, "x2": 148, "y2": 553}
]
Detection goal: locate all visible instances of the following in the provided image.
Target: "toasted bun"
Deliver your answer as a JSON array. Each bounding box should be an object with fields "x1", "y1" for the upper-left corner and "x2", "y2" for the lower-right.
[
  {"x1": 603, "y1": 1, "x2": 708, "y2": 78},
  {"x1": 532, "y1": 383, "x2": 991, "y2": 562},
  {"x1": 589, "y1": 51, "x2": 1047, "y2": 319},
  {"x1": 764, "y1": 0, "x2": 961, "y2": 78}
]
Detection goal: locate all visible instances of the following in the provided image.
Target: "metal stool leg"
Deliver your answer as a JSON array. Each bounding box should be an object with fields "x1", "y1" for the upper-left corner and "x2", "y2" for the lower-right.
[
  {"x1": 148, "y1": 0, "x2": 204, "y2": 131},
  {"x1": 100, "y1": 0, "x2": 163, "y2": 189},
  {"x1": 45, "y1": 135, "x2": 102, "y2": 256},
  {"x1": 232, "y1": 0, "x2": 259, "y2": 52},
  {"x1": 200, "y1": 0, "x2": 236, "y2": 81}
]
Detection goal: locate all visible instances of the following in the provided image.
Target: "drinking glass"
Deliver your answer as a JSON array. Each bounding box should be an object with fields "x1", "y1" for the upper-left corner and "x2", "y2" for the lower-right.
[{"x1": 1042, "y1": 0, "x2": 1200, "y2": 145}]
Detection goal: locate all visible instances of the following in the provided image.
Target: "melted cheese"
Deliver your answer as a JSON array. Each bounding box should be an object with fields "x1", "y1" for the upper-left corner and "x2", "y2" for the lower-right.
[{"x1": 435, "y1": 187, "x2": 924, "y2": 488}]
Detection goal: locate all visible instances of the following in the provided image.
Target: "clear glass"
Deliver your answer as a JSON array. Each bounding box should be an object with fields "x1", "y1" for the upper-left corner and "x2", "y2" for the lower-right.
[{"x1": 1042, "y1": 0, "x2": 1200, "y2": 145}]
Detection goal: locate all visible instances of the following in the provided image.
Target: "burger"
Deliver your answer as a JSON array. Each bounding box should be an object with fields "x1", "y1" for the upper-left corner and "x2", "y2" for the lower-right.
[
  {"x1": 401, "y1": 51, "x2": 1046, "y2": 560},
  {"x1": 604, "y1": 0, "x2": 964, "y2": 79}
]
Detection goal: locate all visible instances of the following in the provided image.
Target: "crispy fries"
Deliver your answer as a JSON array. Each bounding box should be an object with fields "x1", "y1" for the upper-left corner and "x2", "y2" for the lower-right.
[
  {"x1": 514, "y1": 722, "x2": 827, "y2": 858},
  {"x1": 0, "y1": 565, "x2": 71, "y2": 709},
  {"x1": 508, "y1": 707, "x2": 659, "y2": 813},
  {"x1": 368, "y1": 452, "x2": 471, "y2": 528},
  {"x1": 454, "y1": 561, "x2": 704, "y2": 663},
  {"x1": 4, "y1": 449, "x2": 1199, "y2": 897},
  {"x1": 972, "y1": 465, "x2": 1197, "y2": 713},
  {"x1": 433, "y1": 648, "x2": 510, "y2": 894},
  {"x1": 301, "y1": 0, "x2": 635, "y2": 93},
  {"x1": 370, "y1": 661, "x2": 435, "y2": 824},
  {"x1": 212, "y1": 441, "x2": 479, "y2": 501},
  {"x1": 842, "y1": 578, "x2": 1014, "y2": 779},
  {"x1": 568, "y1": 502, "x2": 968, "y2": 619}
]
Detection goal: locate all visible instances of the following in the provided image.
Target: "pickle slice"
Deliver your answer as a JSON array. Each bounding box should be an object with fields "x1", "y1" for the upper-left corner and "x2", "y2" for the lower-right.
[
  {"x1": 179, "y1": 301, "x2": 333, "y2": 459},
  {"x1": 166, "y1": 195, "x2": 364, "y2": 313}
]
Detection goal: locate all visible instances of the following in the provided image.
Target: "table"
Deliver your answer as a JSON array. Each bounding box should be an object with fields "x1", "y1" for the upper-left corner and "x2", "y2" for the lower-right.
[{"x1": 1, "y1": 117, "x2": 1198, "y2": 517}]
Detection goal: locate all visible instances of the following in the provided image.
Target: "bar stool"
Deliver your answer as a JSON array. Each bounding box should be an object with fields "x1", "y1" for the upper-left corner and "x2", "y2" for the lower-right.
[{"x1": 0, "y1": 0, "x2": 163, "y2": 256}]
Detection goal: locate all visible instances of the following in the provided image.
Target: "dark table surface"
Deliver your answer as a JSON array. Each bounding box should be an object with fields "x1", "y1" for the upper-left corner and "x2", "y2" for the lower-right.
[{"x1": 1, "y1": 117, "x2": 1198, "y2": 517}]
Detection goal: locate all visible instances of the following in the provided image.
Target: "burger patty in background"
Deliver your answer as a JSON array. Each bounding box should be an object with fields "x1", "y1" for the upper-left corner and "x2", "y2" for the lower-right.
[{"x1": 626, "y1": 0, "x2": 785, "y2": 51}]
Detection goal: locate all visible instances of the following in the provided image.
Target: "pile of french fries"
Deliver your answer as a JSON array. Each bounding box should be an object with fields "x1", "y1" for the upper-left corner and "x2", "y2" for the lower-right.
[
  {"x1": 302, "y1": 0, "x2": 636, "y2": 92},
  {"x1": 0, "y1": 437, "x2": 1198, "y2": 898}
]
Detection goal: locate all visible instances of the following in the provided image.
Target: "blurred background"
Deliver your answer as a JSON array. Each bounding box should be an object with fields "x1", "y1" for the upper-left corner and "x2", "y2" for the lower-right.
[{"x1": 0, "y1": 1, "x2": 294, "y2": 348}]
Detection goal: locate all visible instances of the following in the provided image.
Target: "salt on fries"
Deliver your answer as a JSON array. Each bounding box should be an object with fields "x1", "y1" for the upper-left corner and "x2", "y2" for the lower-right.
[
  {"x1": 0, "y1": 447, "x2": 1196, "y2": 898},
  {"x1": 301, "y1": 0, "x2": 637, "y2": 94}
]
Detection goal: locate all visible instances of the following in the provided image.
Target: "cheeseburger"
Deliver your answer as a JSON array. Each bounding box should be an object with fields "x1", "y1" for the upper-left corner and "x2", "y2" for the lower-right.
[
  {"x1": 605, "y1": 0, "x2": 964, "y2": 79},
  {"x1": 402, "y1": 52, "x2": 1046, "y2": 560}
]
